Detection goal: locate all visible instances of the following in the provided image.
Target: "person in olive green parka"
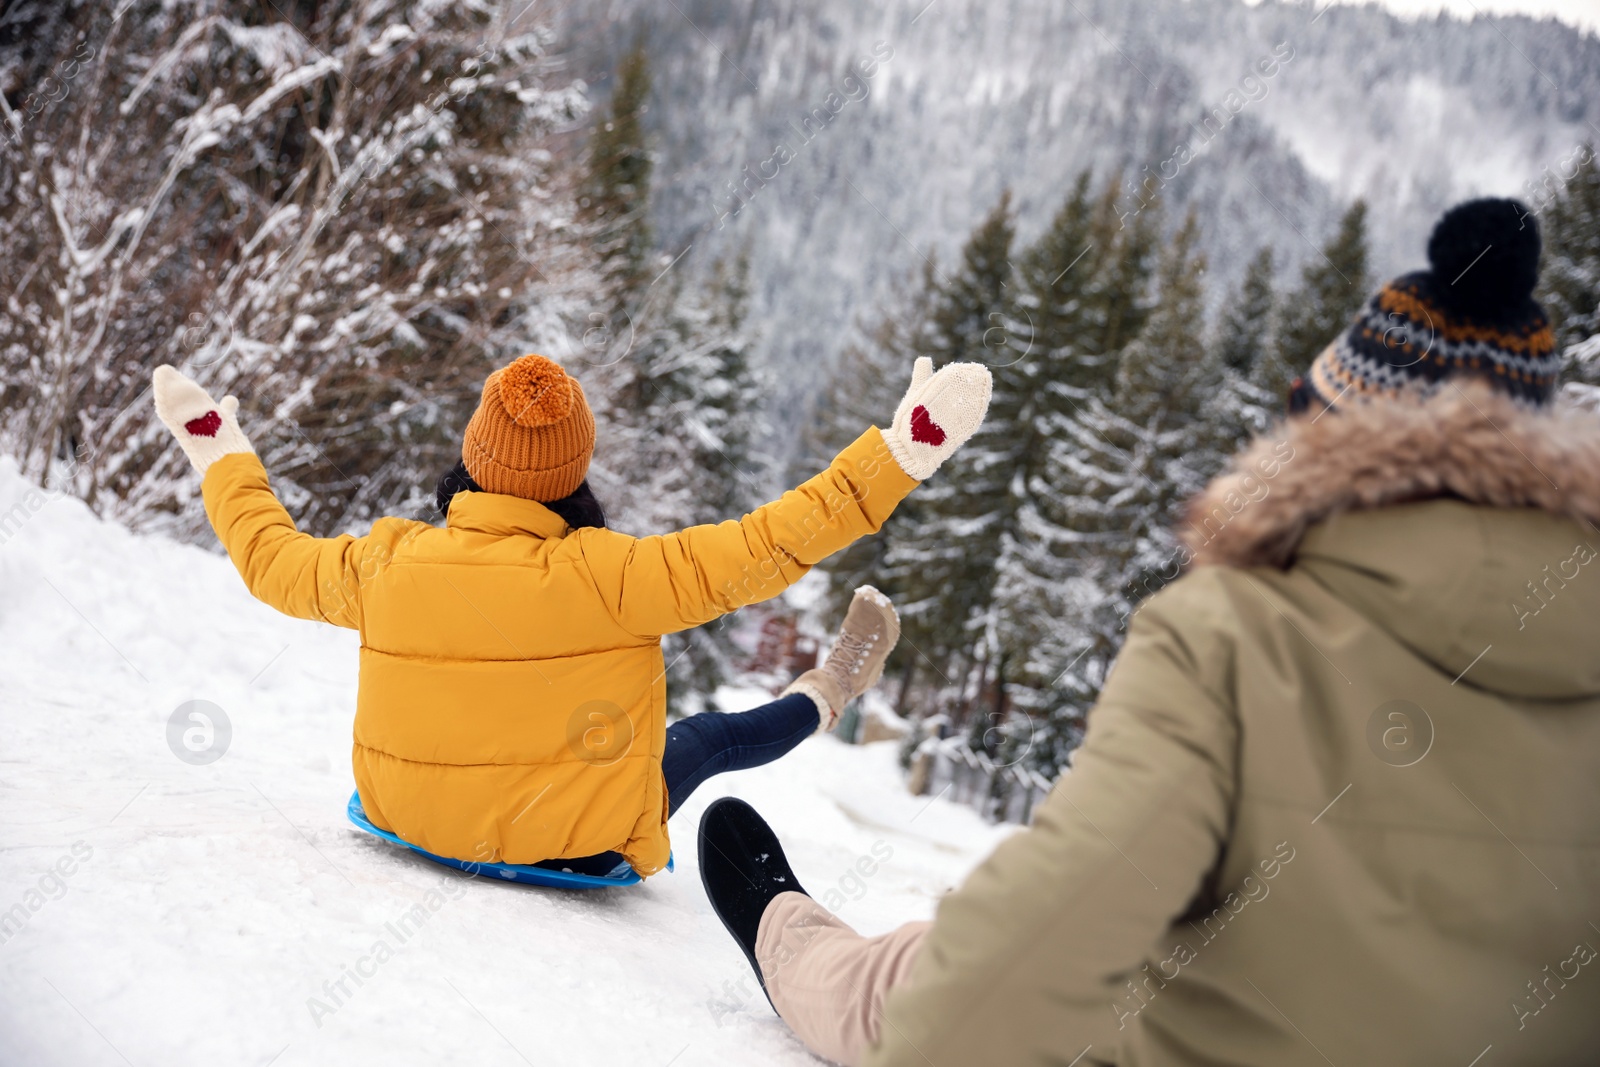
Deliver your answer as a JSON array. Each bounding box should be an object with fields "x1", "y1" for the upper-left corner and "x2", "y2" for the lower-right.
[{"x1": 700, "y1": 198, "x2": 1600, "y2": 1066}]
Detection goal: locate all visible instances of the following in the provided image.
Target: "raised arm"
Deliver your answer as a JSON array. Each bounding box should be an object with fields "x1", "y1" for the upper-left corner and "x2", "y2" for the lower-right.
[
  {"x1": 154, "y1": 366, "x2": 422, "y2": 628},
  {"x1": 581, "y1": 357, "x2": 993, "y2": 638}
]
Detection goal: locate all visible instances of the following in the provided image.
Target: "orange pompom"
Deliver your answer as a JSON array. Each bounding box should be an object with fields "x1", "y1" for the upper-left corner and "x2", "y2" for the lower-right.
[{"x1": 497, "y1": 354, "x2": 574, "y2": 428}]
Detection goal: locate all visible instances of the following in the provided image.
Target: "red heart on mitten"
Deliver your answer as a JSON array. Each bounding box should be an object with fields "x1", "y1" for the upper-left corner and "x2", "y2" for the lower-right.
[
  {"x1": 909, "y1": 405, "x2": 947, "y2": 446},
  {"x1": 184, "y1": 411, "x2": 222, "y2": 438}
]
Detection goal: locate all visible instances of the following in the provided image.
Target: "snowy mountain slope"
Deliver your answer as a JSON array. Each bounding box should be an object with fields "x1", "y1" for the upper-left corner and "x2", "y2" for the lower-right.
[
  {"x1": 555, "y1": 0, "x2": 1600, "y2": 415},
  {"x1": 0, "y1": 458, "x2": 1011, "y2": 1067}
]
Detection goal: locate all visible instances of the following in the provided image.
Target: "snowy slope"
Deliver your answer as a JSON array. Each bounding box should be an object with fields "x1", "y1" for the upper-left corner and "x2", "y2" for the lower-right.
[{"x1": 0, "y1": 458, "x2": 1012, "y2": 1067}]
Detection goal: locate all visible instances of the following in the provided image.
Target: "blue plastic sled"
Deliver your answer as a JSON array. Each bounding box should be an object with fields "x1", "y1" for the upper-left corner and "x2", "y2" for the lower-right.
[{"x1": 346, "y1": 790, "x2": 671, "y2": 889}]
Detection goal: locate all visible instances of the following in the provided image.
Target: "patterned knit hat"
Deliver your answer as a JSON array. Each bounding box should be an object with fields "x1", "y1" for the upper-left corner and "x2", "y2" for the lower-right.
[
  {"x1": 462, "y1": 354, "x2": 595, "y2": 502},
  {"x1": 1305, "y1": 198, "x2": 1558, "y2": 409}
]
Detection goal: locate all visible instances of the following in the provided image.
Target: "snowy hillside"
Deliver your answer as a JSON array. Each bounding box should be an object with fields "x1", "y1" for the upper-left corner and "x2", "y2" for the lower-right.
[
  {"x1": 557, "y1": 0, "x2": 1600, "y2": 413},
  {"x1": 0, "y1": 458, "x2": 1012, "y2": 1066}
]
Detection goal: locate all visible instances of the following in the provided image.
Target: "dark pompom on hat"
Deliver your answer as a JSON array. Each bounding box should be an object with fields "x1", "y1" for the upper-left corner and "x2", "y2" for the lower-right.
[
  {"x1": 1425, "y1": 197, "x2": 1542, "y2": 321},
  {"x1": 1305, "y1": 198, "x2": 1558, "y2": 409}
]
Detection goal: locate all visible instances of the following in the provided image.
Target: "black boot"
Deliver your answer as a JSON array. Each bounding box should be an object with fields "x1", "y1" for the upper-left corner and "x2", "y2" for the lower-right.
[{"x1": 698, "y1": 798, "x2": 808, "y2": 1000}]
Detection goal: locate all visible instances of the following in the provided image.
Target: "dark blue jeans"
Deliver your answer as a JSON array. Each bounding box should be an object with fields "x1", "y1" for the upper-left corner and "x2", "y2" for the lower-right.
[{"x1": 536, "y1": 692, "x2": 819, "y2": 876}]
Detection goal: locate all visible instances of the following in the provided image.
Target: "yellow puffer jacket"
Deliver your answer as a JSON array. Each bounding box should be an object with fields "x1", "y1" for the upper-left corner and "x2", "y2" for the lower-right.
[{"x1": 202, "y1": 429, "x2": 915, "y2": 876}]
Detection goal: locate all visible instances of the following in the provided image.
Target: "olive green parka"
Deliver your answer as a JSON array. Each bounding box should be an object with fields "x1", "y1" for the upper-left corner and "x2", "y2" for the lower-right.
[{"x1": 869, "y1": 384, "x2": 1600, "y2": 1066}]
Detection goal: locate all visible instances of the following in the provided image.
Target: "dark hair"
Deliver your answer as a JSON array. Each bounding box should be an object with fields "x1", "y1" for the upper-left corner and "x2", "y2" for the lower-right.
[
  {"x1": 542, "y1": 479, "x2": 607, "y2": 530},
  {"x1": 434, "y1": 460, "x2": 607, "y2": 530},
  {"x1": 1286, "y1": 377, "x2": 1321, "y2": 417},
  {"x1": 435, "y1": 460, "x2": 479, "y2": 518}
]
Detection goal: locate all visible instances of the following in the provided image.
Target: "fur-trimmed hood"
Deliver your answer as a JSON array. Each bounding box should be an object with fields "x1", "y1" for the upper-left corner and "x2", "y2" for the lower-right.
[
  {"x1": 1181, "y1": 381, "x2": 1600, "y2": 699},
  {"x1": 1183, "y1": 381, "x2": 1600, "y2": 569}
]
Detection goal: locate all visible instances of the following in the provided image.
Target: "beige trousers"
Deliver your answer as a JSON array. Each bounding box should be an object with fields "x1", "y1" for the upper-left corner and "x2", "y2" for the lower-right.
[{"x1": 755, "y1": 891, "x2": 932, "y2": 1066}]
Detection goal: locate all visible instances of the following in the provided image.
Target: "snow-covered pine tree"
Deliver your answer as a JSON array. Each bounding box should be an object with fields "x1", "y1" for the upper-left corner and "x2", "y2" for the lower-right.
[
  {"x1": 1209, "y1": 245, "x2": 1285, "y2": 450},
  {"x1": 883, "y1": 191, "x2": 1019, "y2": 724},
  {"x1": 987, "y1": 174, "x2": 1159, "y2": 766},
  {"x1": 983, "y1": 171, "x2": 1102, "y2": 751},
  {"x1": 1274, "y1": 199, "x2": 1371, "y2": 378},
  {"x1": 589, "y1": 265, "x2": 760, "y2": 541},
  {"x1": 1085, "y1": 175, "x2": 1162, "y2": 366},
  {"x1": 1536, "y1": 144, "x2": 1600, "y2": 389},
  {"x1": 1007, "y1": 205, "x2": 1210, "y2": 774},
  {"x1": 0, "y1": 1, "x2": 588, "y2": 534},
  {"x1": 578, "y1": 42, "x2": 654, "y2": 331},
  {"x1": 578, "y1": 38, "x2": 668, "y2": 526},
  {"x1": 1107, "y1": 208, "x2": 1218, "y2": 614},
  {"x1": 939, "y1": 177, "x2": 1123, "y2": 747},
  {"x1": 579, "y1": 40, "x2": 691, "y2": 534},
  {"x1": 1015, "y1": 172, "x2": 1099, "y2": 393},
  {"x1": 1214, "y1": 246, "x2": 1277, "y2": 377},
  {"x1": 680, "y1": 248, "x2": 771, "y2": 522}
]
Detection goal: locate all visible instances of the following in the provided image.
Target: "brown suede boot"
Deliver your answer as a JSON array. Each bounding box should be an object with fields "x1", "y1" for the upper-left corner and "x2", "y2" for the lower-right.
[{"x1": 783, "y1": 585, "x2": 900, "y2": 732}]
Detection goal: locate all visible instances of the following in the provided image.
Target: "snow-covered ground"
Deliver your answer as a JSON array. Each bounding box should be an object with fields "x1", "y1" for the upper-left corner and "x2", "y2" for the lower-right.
[{"x1": 0, "y1": 459, "x2": 1011, "y2": 1067}]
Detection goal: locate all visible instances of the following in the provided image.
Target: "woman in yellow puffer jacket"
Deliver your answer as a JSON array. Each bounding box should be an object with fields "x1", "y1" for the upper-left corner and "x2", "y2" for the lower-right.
[{"x1": 151, "y1": 353, "x2": 990, "y2": 878}]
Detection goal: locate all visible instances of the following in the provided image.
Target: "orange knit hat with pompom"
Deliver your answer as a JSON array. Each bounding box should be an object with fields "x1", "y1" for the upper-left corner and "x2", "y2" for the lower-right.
[{"x1": 462, "y1": 354, "x2": 595, "y2": 502}]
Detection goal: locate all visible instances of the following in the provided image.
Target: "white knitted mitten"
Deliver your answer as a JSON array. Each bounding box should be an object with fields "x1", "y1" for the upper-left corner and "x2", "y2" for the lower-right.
[
  {"x1": 883, "y1": 357, "x2": 993, "y2": 481},
  {"x1": 152, "y1": 365, "x2": 255, "y2": 476}
]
